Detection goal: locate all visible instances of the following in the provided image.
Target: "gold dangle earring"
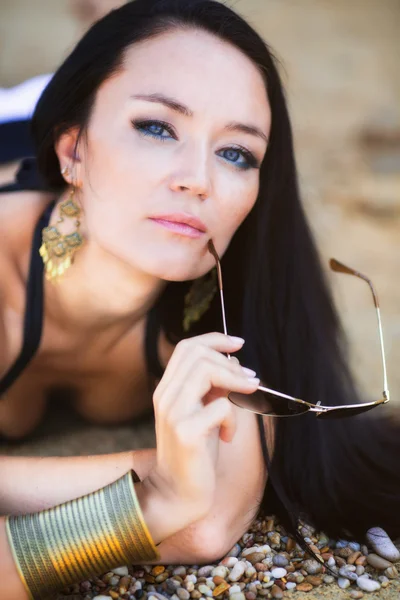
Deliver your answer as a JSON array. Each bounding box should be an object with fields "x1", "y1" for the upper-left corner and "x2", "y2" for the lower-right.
[
  {"x1": 183, "y1": 267, "x2": 218, "y2": 332},
  {"x1": 39, "y1": 167, "x2": 84, "y2": 282}
]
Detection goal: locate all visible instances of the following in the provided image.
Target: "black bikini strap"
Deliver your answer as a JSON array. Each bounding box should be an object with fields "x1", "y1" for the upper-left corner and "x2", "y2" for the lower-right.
[
  {"x1": 0, "y1": 157, "x2": 49, "y2": 193},
  {"x1": 0, "y1": 202, "x2": 53, "y2": 396}
]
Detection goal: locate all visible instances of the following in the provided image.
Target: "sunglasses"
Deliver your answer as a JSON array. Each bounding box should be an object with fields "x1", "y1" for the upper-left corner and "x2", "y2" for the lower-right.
[{"x1": 207, "y1": 240, "x2": 390, "y2": 419}]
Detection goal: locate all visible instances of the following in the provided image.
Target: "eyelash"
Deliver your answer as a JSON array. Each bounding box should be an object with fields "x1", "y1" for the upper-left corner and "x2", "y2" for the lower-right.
[{"x1": 131, "y1": 119, "x2": 260, "y2": 170}]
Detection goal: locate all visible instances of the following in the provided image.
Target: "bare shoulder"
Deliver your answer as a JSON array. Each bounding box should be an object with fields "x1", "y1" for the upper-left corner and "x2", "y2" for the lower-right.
[
  {"x1": 0, "y1": 189, "x2": 52, "y2": 241},
  {"x1": 0, "y1": 190, "x2": 55, "y2": 274}
]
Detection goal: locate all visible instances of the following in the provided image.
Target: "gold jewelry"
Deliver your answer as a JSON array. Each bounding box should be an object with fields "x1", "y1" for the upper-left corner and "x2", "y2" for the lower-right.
[
  {"x1": 39, "y1": 186, "x2": 84, "y2": 282},
  {"x1": 183, "y1": 267, "x2": 218, "y2": 332},
  {"x1": 5, "y1": 470, "x2": 159, "y2": 600}
]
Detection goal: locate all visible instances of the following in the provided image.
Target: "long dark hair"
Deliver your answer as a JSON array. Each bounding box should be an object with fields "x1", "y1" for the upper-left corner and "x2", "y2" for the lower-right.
[{"x1": 32, "y1": 0, "x2": 400, "y2": 543}]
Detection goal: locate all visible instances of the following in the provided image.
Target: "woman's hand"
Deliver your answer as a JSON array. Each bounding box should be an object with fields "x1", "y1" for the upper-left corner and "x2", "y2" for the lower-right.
[{"x1": 146, "y1": 333, "x2": 259, "y2": 527}]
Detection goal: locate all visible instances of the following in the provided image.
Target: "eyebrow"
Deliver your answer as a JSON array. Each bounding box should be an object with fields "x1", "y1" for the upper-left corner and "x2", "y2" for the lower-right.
[{"x1": 131, "y1": 93, "x2": 269, "y2": 144}]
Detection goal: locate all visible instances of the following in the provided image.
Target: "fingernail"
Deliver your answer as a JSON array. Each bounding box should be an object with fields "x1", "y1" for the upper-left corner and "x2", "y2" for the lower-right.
[
  {"x1": 247, "y1": 377, "x2": 260, "y2": 385},
  {"x1": 242, "y1": 366, "x2": 257, "y2": 377},
  {"x1": 229, "y1": 336, "x2": 245, "y2": 344}
]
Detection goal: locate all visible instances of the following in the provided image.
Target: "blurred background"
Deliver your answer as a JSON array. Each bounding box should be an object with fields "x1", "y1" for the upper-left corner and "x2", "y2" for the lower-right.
[{"x1": 0, "y1": 0, "x2": 399, "y2": 456}]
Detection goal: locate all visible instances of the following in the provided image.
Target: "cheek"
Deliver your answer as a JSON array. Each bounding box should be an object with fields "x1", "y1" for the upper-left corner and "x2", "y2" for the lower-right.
[
  {"x1": 83, "y1": 128, "x2": 156, "y2": 190},
  {"x1": 218, "y1": 176, "x2": 259, "y2": 232},
  {"x1": 80, "y1": 130, "x2": 165, "y2": 225}
]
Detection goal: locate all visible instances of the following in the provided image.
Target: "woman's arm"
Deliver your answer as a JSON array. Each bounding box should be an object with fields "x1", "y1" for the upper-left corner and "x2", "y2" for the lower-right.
[
  {"x1": 0, "y1": 449, "x2": 157, "y2": 515},
  {"x1": 0, "y1": 450, "x2": 224, "y2": 569},
  {"x1": 0, "y1": 518, "x2": 27, "y2": 600}
]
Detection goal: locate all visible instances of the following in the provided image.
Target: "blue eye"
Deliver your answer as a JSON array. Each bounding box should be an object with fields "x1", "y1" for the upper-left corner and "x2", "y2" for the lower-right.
[
  {"x1": 133, "y1": 119, "x2": 175, "y2": 141},
  {"x1": 218, "y1": 147, "x2": 259, "y2": 170}
]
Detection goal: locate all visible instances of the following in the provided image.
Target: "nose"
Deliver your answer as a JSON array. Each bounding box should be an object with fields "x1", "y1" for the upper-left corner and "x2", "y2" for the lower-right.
[{"x1": 169, "y1": 145, "x2": 211, "y2": 200}]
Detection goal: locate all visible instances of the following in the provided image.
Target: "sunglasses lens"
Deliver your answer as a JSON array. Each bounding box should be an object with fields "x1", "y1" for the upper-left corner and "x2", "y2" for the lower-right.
[
  {"x1": 228, "y1": 388, "x2": 309, "y2": 417},
  {"x1": 317, "y1": 403, "x2": 379, "y2": 419}
]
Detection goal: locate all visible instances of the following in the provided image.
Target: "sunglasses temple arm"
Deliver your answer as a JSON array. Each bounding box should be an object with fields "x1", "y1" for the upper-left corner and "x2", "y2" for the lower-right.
[
  {"x1": 219, "y1": 287, "x2": 232, "y2": 360},
  {"x1": 365, "y1": 273, "x2": 390, "y2": 402},
  {"x1": 209, "y1": 241, "x2": 232, "y2": 360},
  {"x1": 375, "y1": 305, "x2": 390, "y2": 401}
]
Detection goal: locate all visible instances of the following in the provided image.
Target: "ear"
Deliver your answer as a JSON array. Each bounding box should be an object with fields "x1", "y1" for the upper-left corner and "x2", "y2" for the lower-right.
[{"x1": 54, "y1": 127, "x2": 83, "y2": 187}]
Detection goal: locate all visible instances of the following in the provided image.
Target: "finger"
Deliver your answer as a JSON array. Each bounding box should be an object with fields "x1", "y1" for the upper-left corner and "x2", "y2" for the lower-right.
[
  {"x1": 154, "y1": 337, "x2": 248, "y2": 405},
  {"x1": 155, "y1": 333, "x2": 244, "y2": 398},
  {"x1": 180, "y1": 396, "x2": 236, "y2": 447},
  {"x1": 166, "y1": 358, "x2": 259, "y2": 421},
  {"x1": 155, "y1": 346, "x2": 255, "y2": 419}
]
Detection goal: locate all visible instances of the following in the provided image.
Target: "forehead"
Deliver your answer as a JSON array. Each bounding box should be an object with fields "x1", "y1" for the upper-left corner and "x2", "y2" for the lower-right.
[{"x1": 101, "y1": 27, "x2": 270, "y2": 129}]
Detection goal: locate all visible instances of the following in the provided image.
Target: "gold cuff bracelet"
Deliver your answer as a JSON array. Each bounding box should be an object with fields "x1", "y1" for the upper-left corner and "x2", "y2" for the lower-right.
[{"x1": 5, "y1": 469, "x2": 160, "y2": 600}]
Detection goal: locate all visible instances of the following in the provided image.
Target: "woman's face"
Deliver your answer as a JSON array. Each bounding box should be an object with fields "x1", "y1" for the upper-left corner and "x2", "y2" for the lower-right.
[{"x1": 62, "y1": 28, "x2": 271, "y2": 281}]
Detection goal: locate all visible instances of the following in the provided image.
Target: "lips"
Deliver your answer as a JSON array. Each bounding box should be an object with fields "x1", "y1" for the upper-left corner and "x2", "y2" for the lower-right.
[{"x1": 149, "y1": 212, "x2": 207, "y2": 232}]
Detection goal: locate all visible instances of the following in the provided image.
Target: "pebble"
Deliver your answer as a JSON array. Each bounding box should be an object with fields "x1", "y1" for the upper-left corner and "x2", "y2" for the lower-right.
[
  {"x1": 227, "y1": 544, "x2": 242, "y2": 557},
  {"x1": 285, "y1": 581, "x2": 296, "y2": 590},
  {"x1": 272, "y1": 554, "x2": 289, "y2": 567},
  {"x1": 286, "y1": 538, "x2": 296, "y2": 552},
  {"x1": 349, "y1": 592, "x2": 364, "y2": 599},
  {"x1": 245, "y1": 553, "x2": 265, "y2": 564},
  {"x1": 338, "y1": 567, "x2": 357, "y2": 581},
  {"x1": 357, "y1": 577, "x2": 381, "y2": 592},
  {"x1": 348, "y1": 551, "x2": 362, "y2": 564},
  {"x1": 335, "y1": 556, "x2": 347, "y2": 568},
  {"x1": 270, "y1": 568, "x2": 287, "y2": 579},
  {"x1": 338, "y1": 546, "x2": 354, "y2": 559},
  {"x1": 112, "y1": 566, "x2": 129, "y2": 576},
  {"x1": 221, "y1": 557, "x2": 238, "y2": 568},
  {"x1": 177, "y1": 589, "x2": 190, "y2": 600},
  {"x1": 213, "y1": 581, "x2": 231, "y2": 596},
  {"x1": 366, "y1": 527, "x2": 400, "y2": 561},
  {"x1": 296, "y1": 582, "x2": 313, "y2": 592},
  {"x1": 198, "y1": 566, "x2": 214, "y2": 578},
  {"x1": 356, "y1": 566, "x2": 365, "y2": 576},
  {"x1": 212, "y1": 566, "x2": 228, "y2": 578},
  {"x1": 349, "y1": 542, "x2": 361, "y2": 552},
  {"x1": 245, "y1": 566, "x2": 256, "y2": 578},
  {"x1": 366, "y1": 552, "x2": 393, "y2": 570},
  {"x1": 242, "y1": 547, "x2": 258, "y2": 557},
  {"x1": 268, "y1": 533, "x2": 281, "y2": 546},
  {"x1": 384, "y1": 565, "x2": 398, "y2": 579},
  {"x1": 228, "y1": 562, "x2": 246, "y2": 582},
  {"x1": 228, "y1": 585, "x2": 241, "y2": 594},
  {"x1": 323, "y1": 576, "x2": 335, "y2": 584},
  {"x1": 338, "y1": 577, "x2": 351, "y2": 589},
  {"x1": 230, "y1": 594, "x2": 245, "y2": 600},
  {"x1": 302, "y1": 559, "x2": 322, "y2": 574},
  {"x1": 93, "y1": 597, "x2": 111, "y2": 600},
  {"x1": 305, "y1": 576, "x2": 322, "y2": 586},
  {"x1": 270, "y1": 585, "x2": 283, "y2": 598},
  {"x1": 184, "y1": 581, "x2": 194, "y2": 592},
  {"x1": 198, "y1": 583, "x2": 212, "y2": 600}
]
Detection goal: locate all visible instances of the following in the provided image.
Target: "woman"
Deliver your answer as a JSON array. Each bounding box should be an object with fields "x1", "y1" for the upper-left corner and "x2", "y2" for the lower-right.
[{"x1": 0, "y1": 1, "x2": 399, "y2": 598}]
